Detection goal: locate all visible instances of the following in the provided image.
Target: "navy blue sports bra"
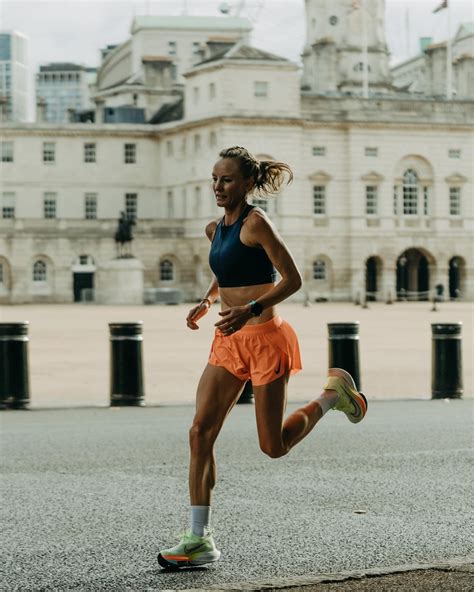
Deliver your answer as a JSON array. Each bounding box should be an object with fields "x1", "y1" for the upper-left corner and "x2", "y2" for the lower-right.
[{"x1": 209, "y1": 204, "x2": 277, "y2": 288}]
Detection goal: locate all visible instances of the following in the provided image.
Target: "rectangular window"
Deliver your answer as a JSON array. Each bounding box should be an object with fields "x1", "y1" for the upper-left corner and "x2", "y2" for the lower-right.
[
  {"x1": 193, "y1": 87, "x2": 199, "y2": 104},
  {"x1": 194, "y1": 134, "x2": 201, "y2": 152},
  {"x1": 194, "y1": 186, "x2": 201, "y2": 217},
  {"x1": 365, "y1": 147, "x2": 378, "y2": 157},
  {"x1": 365, "y1": 186, "x2": 378, "y2": 215},
  {"x1": 168, "y1": 41, "x2": 177, "y2": 56},
  {"x1": 124, "y1": 143, "x2": 136, "y2": 164},
  {"x1": 44, "y1": 193, "x2": 57, "y2": 218},
  {"x1": 0, "y1": 262, "x2": 3, "y2": 284},
  {"x1": 449, "y1": 187, "x2": 461, "y2": 216},
  {"x1": 313, "y1": 186, "x2": 326, "y2": 215},
  {"x1": 166, "y1": 140, "x2": 173, "y2": 157},
  {"x1": 1, "y1": 192, "x2": 15, "y2": 218},
  {"x1": 85, "y1": 193, "x2": 97, "y2": 219},
  {"x1": 1, "y1": 141, "x2": 13, "y2": 162},
  {"x1": 403, "y1": 185, "x2": 418, "y2": 215},
  {"x1": 43, "y1": 142, "x2": 56, "y2": 163},
  {"x1": 254, "y1": 81, "x2": 268, "y2": 97},
  {"x1": 209, "y1": 131, "x2": 217, "y2": 148},
  {"x1": 312, "y1": 146, "x2": 326, "y2": 156},
  {"x1": 423, "y1": 186, "x2": 429, "y2": 216},
  {"x1": 393, "y1": 185, "x2": 398, "y2": 215},
  {"x1": 448, "y1": 149, "x2": 461, "y2": 159},
  {"x1": 193, "y1": 41, "x2": 201, "y2": 55},
  {"x1": 125, "y1": 193, "x2": 137, "y2": 219},
  {"x1": 84, "y1": 143, "x2": 96, "y2": 163}
]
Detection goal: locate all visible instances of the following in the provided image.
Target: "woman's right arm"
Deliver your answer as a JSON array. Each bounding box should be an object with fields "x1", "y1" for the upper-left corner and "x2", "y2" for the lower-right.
[{"x1": 186, "y1": 220, "x2": 220, "y2": 329}]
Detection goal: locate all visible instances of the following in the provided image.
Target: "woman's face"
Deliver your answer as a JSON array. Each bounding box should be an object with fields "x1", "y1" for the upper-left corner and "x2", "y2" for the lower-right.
[{"x1": 212, "y1": 158, "x2": 253, "y2": 209}]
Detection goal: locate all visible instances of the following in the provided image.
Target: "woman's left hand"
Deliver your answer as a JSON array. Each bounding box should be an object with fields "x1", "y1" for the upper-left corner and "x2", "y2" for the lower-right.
[{"x1": 214, "y1": 306, "x2": 252, "y2": 336}]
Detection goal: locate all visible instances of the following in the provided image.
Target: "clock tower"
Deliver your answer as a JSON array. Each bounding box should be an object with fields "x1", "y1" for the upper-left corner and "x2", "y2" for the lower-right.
[{"x1": 302, "y1": 0, "x2": 392, "y2": 94}]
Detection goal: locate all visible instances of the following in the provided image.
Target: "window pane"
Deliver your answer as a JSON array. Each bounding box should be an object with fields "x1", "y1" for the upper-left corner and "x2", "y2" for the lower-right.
[
  {"x1": 449, "y1": 187, "x2": 461, "y2": 216},
  {"x1": 33, "y1": 260, "x2": 47, "y2": 282},
  {"x1": 125, "y1": 193, "x2": 137, "y2": 218},
  {"x1": 312, "y1": 146, "x2": 326, "y2": 156},
  {"x1": 160, "y1": 259, "x2": 174, "y2": 281},
  {"x1": 85, "y1": 193, "x2": 97, "y2": 219},
  {"x1": 43, "y1": 142, "x2": 55, "y2": 162},
  {"x1": 1, "y1": 141, "x2": 13, "y2": 162},
  {"x1": 124, "y1": 143, "x2": 136, "y2": 163},
  {"x1": 254, "y1": 81, "x2": 268, "y2": 97},
  {"x1": 313, "y1": 186, "x2": 326, "y2": 215},
  {"x1": 44, "y1": 193, "x2": 57, "y2": 218},
  {"x1": 252, "y1": 197, "x2": 267, "y2": 212},
  {"x1": 403, "y1": 169, "x2": 418, "y2": 215},
  {"x1": 313, "y1": 260, "x2": 326, "y2": 280},
  {"x1": 365, "y1": 185, "x2": 377, "y2": 215},
  {"x1": 84, "y1": 143, "x2": 96, "y2": 163}
]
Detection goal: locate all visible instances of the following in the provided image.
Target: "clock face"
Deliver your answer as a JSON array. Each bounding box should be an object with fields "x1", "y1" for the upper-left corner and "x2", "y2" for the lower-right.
[{"x1": 329, "y1": 15, "x2": 338, "y2": 25}]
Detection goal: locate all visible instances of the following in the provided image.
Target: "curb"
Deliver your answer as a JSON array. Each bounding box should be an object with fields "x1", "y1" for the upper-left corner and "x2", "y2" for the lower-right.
[{"x1": 164, "y1": 555, "x2": 474, "y2": 592}]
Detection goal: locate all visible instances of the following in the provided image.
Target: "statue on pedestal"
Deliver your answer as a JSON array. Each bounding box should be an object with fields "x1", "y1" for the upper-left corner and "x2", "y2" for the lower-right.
[{"x1": 114, "y1": 211, "x2": 135, "y2": 258}]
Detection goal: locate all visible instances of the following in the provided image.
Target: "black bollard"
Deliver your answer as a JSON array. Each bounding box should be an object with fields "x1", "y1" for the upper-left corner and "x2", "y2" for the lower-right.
[
  {"x1": 327, "y1": 322, "x2": 361, "y2": 390},
  {"x1": 237, "y1": 380, "x2": 254, "y2": 404},
  {"x1": 109, "y1": 322, "x2": 145, "y2": 406},
  {"x1": 431, "y1": 323, "x2": 463, "y2": 399},
  {"x1": 0, "y1": 322, "x2": 30, "y2": 410}
]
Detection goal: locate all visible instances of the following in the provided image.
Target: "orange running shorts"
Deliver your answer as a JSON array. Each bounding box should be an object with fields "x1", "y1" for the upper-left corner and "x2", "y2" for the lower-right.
[{"x1": 208, "y1": 316, "x2": 302, "y2": 386}]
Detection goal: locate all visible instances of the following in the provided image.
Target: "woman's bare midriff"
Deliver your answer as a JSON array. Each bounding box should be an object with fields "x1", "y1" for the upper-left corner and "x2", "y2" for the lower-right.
[{"x1": 219, "y1": 283, "x2": 276, "y2": 325}]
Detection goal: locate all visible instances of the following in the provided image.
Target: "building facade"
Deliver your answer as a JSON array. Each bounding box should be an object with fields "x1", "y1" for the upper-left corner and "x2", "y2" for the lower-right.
[
  {"x1": 36, "y1": 63, "x2": 97, "y2": 123},
  {"x1": 0, "y1": 31, "x2": 29, "y2": 122},
  {"x1": 0, "y1": 2, "x2": 473, "y2": 304}
]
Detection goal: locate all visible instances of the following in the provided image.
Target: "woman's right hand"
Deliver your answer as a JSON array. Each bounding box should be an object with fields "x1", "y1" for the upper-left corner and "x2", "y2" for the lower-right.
[{"x1": 186, "y1": 301, "x2": 210, "y2": 330}]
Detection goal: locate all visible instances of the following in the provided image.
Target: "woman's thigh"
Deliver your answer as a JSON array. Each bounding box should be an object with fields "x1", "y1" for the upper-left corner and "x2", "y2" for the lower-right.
[
  {"x1": 253, "y1": 374, "x2": 289, "y2": 453},
  {"x1": 192, "y1": 363, "x2": 247, "y2": 436}
]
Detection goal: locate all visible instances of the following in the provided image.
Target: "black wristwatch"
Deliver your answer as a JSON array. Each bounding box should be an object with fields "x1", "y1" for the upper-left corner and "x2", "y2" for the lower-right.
[{"x1": 248, "y1": 300, "x2": 264, "y2": 317}]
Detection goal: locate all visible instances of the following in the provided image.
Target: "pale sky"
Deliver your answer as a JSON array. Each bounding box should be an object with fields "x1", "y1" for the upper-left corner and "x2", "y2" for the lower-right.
[{"x1": 1, "y1": 0, "x2": 472, "y2": 119}]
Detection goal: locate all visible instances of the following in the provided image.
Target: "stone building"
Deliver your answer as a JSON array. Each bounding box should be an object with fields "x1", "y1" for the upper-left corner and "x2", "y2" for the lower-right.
[{"x1": 0, "y1": 1, "x2": 473, "y2": 304}]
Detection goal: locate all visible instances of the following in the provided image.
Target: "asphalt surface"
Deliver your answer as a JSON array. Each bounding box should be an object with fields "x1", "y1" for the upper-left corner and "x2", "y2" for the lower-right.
[{"x1": 1, "y1": 399, "x2": 473, "y2": 591}]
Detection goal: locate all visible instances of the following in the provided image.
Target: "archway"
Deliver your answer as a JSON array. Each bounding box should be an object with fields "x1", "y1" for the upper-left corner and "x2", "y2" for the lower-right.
[
  {"x1": 72, "y1": 255, "x2": 96, "y2": 302},
  {"x1": 365, "y1": 256, "x2": 383, "y2": 301},
  {"x1": 396, "y1": 248, "x2": 434, "y2": 301},
  {"x1": 449, "y1": 256, "x2": 466, "y2": 300}
]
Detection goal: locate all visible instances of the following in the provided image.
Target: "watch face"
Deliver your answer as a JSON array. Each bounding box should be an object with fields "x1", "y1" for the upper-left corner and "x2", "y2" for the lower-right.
[{"x1": 329, "y1": 15, "x2": 338, "y2": 25}]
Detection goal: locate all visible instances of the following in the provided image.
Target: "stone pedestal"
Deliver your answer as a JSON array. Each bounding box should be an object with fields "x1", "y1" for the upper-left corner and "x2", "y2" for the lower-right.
[{"x1": 96, "y1": 258, "x2": 144, "y2": 305}]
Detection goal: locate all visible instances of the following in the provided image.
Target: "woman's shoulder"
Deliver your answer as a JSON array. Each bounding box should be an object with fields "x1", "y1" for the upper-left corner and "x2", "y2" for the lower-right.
[
  {"x1": 245, "y1": 205, "x2": 273, "y2": 231},
  {"x1": 205, "y1": 217, "x2": 221, "y2": 241}
]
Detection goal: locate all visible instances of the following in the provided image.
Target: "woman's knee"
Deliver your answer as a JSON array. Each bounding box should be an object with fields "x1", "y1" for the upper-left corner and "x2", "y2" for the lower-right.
[
  {"x1": 259, "y1": 438, "x2": 287, "y2": 459},
  {"x1": 189, "y1": 422, "x2": 218, "y2": 451}
]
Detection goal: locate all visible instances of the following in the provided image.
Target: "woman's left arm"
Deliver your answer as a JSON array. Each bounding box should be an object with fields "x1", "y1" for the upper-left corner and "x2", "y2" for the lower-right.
[
  {"x1": 215, "y1": 213, "x2": 302, "y2": 333},
  {"x1": 246, "y1": 213, "x2": 303, "y2": 310}
]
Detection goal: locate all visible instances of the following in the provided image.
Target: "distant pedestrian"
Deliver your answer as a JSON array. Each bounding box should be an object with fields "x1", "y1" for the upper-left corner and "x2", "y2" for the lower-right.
[{"x1": 157, "y1": 146, "x2": 368, "y2": 569}]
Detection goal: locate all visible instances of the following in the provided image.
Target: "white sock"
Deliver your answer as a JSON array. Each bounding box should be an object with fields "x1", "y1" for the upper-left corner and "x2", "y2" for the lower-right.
[
  {"x1": 316, "y1": 389, "x2": 339, "y2": 415},
  {"x1": 190, "y1": 505, "x2": 211, "y2": 537}
]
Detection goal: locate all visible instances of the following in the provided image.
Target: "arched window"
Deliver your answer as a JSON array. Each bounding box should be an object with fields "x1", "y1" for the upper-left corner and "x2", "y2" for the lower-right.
[
  {"x1": 160, "y1": 259, "x2": 174, "y2": 281},
  {"x1": 403, "y1": 169, "x2": 418, "y2": 215},
  {"x1": 33, "y1": 260, "x2": 47, "y2": 282},
  {"x1": 313, "y1": 260, "x2": 326, "y2": 280}
]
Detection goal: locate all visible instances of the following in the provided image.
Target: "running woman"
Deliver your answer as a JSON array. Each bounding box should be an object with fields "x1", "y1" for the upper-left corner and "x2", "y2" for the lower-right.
[{"x1": 157, "y1": 146, "x2": 367, "y2": 569}]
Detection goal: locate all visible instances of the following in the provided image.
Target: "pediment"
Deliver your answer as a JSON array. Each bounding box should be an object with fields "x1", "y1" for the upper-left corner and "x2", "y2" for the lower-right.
[
  {"x1": 361, "y1": 171, "x2": 385, "y2": 182},
  {"x1": 309, "y1": 171, "x2": 332, "y2": 182},
  {"x1": 445, "y1": 173, "x2": 468, "y2": 184}
]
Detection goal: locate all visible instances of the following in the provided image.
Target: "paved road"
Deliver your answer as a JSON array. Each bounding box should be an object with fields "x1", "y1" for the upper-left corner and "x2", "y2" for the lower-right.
[{"x1": 1, "y1": 399, "x2": 473, "y2": 591}]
